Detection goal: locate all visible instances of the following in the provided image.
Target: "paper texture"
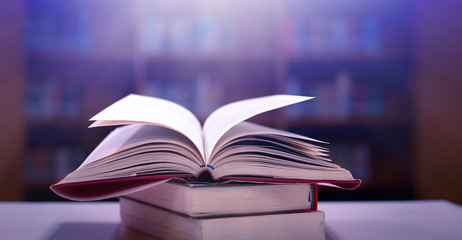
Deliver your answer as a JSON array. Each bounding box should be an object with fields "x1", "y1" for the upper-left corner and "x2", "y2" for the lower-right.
[
  {"x1": 77, "y1": 124, "x2": 203, "y2": 170},
  {"x1": 203, "y1": 94, "x2": 313, "y2": 161},
  {"x1": 89, "y1": 94, "x2": 204, "y2": 158}
]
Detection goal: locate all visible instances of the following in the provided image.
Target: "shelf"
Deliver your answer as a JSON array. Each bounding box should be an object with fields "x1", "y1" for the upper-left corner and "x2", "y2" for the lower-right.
[
  {"x1": 145, "y1": 52, "x2": 278, "y2": 62},
  {"x1": 27, "y1": 51, "x2": 134, "y2": 61},
  {"x1": 286, "y1": 52, "x2": 411, "y2": 62},
  {"x1": 286, "y1": 0, "x2": 412, "y2": 17},
  {"x1": 288, "y1": 118, "x2": 411, "y2": 128},
  {"x1": 26, "y1": 119, "x2": 89, "y2": 129},
  {"x1": 140, "y1": 51, "x2": 411, "y2": 63}
]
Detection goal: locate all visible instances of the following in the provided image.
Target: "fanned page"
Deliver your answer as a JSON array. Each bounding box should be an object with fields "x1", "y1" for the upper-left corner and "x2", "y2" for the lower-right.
[
  {"x1": 203, "y1": 95, "x2": 314, "y2": 162},
  {"x1": 88, "y1": 94, "x2": 204, "y2": 159},
  {"x1": 72, "y1": 124, "x2": 203, "y2": 175},
  {"x1": 210, "y1": 121, "x2": 327, "y2": 161},
  {"x1": 209, "y1": 122, "x2": 355, "y2": 182}
]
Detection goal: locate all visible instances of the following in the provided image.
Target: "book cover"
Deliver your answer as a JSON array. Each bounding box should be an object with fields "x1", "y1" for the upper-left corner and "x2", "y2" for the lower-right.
[{"x1": 125, "y1": 180, "x2": 318, "y2": 217}]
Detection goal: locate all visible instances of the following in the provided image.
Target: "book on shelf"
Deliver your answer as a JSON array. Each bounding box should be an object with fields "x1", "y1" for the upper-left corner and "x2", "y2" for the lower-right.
[
  {"x1": 285, "y1": 72, "x2": 387, "y2": 120},
  {"x1": 51, "y1": 94, "x2": 360, "y2": 201},
  {"x1": 120, "y1": 197, "x2": 326, "y2": 240},
  {"x1": 125, "y1": 180, "x2": 318, "y2": 217},
  {"x1": 282, "y1": 15, "x2": 382, "y2": 55},
  {"x1": 25, "y1": 146, "x2": 85, "y2": 184}
]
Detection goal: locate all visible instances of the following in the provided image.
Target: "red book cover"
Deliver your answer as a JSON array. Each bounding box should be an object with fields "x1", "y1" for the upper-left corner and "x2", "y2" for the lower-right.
[{"x1": 51, "y1": 174, "x2": 360, "y2": 201}]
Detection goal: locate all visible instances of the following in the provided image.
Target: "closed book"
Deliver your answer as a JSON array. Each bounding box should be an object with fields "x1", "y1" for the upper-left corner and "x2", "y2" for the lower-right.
[
  {"x1": 125, "y1": 180, "x2": 317, "y2": 217},
  {"x1": 120, "y1": 198, "x2": 325, "y2": 240}
]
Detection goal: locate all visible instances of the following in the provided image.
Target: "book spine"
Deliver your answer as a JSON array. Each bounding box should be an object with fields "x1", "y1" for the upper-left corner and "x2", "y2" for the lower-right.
[
  {"x1": 304, "y1": 183, "x2": 317, "y2": 212},
  {"x1": 313, "y1": 183, "x2": 318, "y2": 211}
]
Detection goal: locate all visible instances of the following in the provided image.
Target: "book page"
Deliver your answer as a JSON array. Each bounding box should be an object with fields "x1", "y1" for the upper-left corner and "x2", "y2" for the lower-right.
[
  {"x1": 209, "y1": 122, "x2": 334, "y2": 171},
  {"x1": 212, "y1": 121, "x2": 326, "y2": 155},
  {"x1": 76, "y1": 124, "x2": 203, "y2": 170},
  {"x1": 202, "y1": 95, "x2": 313, "y2": 162},
  {"x1": 89, "y1": 94, "x2": 204, "y2": 159}
]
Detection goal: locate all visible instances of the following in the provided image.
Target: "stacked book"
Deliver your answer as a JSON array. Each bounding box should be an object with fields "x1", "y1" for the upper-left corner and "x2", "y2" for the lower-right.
[
  {"x1": 120, "y1": 180, "x2": 325, "y2": 240},
  {"x1": 50, "y1": 94, "x2": 360, "y2": 239}
]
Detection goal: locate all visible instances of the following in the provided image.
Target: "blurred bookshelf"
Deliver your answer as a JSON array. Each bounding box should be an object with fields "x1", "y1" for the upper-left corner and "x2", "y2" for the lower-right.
[{"x1": 20, "y1": 0, "x2": 414, "y2": 200}]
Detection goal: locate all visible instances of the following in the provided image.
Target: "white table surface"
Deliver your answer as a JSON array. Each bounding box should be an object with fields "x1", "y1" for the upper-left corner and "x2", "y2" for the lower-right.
[{"x1": 1, "y1": 200, "x2": 461, "y2": 240}]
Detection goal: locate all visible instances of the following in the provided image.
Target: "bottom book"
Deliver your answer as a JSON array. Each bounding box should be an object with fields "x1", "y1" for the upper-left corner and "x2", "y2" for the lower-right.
[{"x1": 120, "y1": 198, "x2": 325, "y2": 240}]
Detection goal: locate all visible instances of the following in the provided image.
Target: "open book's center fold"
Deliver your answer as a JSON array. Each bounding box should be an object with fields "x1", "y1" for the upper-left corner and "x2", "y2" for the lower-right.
[{"x1": 202, "y1": 95, "x2": 314, "y2": 163}]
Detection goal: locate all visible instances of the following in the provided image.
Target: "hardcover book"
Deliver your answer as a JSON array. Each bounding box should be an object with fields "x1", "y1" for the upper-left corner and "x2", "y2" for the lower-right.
[
  {"x1": 120, "y1": 197, "x2": 326, "y2": 240},
  {"x1": 51, "y1": 94, "x2": 360, "y2": 201},
  {"x1": 125, "y1": 180, "x2": 318, "y2": 217}
]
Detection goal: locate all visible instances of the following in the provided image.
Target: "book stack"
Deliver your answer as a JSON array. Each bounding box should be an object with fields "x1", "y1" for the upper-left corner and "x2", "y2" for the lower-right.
[
  {"x1": 50, "y1": 94, "x2": 360, "y2": 239},
  {"x1": 120, "y1": 180, "x2": 325, "y2": 240}
]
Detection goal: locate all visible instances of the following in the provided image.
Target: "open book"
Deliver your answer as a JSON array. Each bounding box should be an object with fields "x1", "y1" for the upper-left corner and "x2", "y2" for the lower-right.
[{"x1": 51, "y1": 94, "x2": 360, "y2": 201}]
